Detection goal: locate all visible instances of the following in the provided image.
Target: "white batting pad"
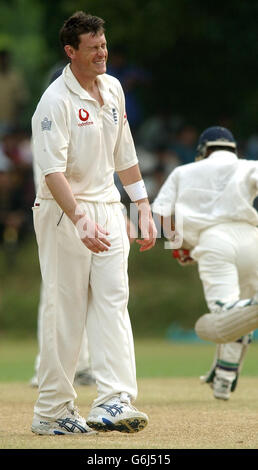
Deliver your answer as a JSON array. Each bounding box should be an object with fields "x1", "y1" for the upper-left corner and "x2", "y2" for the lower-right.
[{"x1": 195, "y1": 298, "x2": 258, "y2": 343}]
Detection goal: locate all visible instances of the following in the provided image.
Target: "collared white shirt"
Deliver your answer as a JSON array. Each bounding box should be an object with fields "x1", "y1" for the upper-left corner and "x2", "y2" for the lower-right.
[
  {"x1": 31, "y1": 64, "x2": 138, "y2": 202},
  {"x1": 152, "y1": 150, "x2": 258, "y2": 247}
]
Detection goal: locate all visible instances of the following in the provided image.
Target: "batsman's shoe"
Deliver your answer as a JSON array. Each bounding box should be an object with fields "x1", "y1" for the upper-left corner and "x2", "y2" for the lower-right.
[
  {"x1": 74, "y1": 368, "x2": 96, "y2": 386},
  {"x1": 86, "y1": 393, "x2": 148, "y2": 433},
  {"x1": 212, "y1": 376, "x2": 233, "y2": 400},
  {"x1": 31, "y1": 406, "x2": 97, "y2": 436}
]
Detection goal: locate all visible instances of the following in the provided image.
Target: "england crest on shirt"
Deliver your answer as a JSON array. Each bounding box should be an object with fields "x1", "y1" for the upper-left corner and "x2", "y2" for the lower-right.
[{"x1": 41, "y1": 117, "x2": 52, "y2": 131}]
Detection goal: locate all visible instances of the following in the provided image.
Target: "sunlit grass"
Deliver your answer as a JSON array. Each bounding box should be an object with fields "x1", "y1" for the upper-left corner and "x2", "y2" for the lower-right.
[{"x1": 1, "y1": 337, "x2": 258, "y2": 382}]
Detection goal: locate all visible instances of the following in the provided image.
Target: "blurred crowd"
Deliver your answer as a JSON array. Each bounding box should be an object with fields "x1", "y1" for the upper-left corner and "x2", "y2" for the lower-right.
[
  {"x1": 0, "y1": 47, "x2": 258, "y2": 261},
  {"x1": 0, "y1": 49, "x2": 34, "y2": 263}
]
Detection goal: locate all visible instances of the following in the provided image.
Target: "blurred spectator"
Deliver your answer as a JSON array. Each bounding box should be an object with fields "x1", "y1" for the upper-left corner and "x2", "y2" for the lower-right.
[
  {"x1": 0, "y1": 49, "x2": 33, "y2": 261},
  {"x1": 107, "y1": 46, "x2": 151, "y2": 134},
  {"x1": 0, "y1": 49, "x2": 29, "y2": 135},
  {"x1": 136, "y1": 110, "x2": 183, "y2": 190},
  {"x1": 245, "y1": 132, "x2": 258, "y2": 160},
  {"x1": 43, "y1": 60, "x2": 67, "y2": 90},
  {"x1": 0, "y1": 127, "x2": 34, "y2": 260},
  {"x1": 169, "y1": 123, "x2": 198, "y2": 165},
  {"x1": 114, "y1": 146, "x2": 162, "y2": 203},
  {"x1": 137, "y1": 107, "x2": 182, "y2": 151}
]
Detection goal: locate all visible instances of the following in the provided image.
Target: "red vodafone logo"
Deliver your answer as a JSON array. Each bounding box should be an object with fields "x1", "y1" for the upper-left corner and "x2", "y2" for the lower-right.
[{"x1": 79, "y1": 108, "x2": 89, "y2": 121}]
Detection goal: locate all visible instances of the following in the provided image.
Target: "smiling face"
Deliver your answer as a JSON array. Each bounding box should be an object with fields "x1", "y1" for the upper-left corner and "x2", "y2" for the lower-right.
[{"x1": 64, "y1": 32, "x2": 108, "y2": 79}]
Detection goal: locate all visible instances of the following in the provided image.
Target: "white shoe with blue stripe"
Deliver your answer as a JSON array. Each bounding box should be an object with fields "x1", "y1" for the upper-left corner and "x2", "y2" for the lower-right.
[
  {"x1": 31, "y1": 406, "x2": 97, "y2": 435},
  {"x1": 86, "y1": 393, "x2": 148, "y2": 433}
]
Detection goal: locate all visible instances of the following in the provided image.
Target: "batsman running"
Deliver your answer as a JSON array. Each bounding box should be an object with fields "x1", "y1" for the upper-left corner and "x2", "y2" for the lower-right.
[{"x1": 152, "y1": 126, "x2": 258, "y2": 400}]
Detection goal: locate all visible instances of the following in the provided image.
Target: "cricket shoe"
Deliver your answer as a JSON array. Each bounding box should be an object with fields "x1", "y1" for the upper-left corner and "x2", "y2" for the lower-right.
[
  {"x1": 211, "y1": 376, "x2": 233, "y2": 400},
  {"x1": 86, "y1": 393, "x2": 148, "y2": 433},
  {"x1": 31, "y1": 405, "x2": 97, "y2": 435},
  {"x1": 74, "y1": 368, "x2": 96, "y2": 386}
]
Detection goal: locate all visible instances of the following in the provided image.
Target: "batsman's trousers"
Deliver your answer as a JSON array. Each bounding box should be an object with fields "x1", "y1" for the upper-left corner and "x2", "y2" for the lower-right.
[
  {"x1": 191, "y1": 222, "x2": 258, "y2": 375},
  {"x1": 33, "y1": 199, "x2": 137, "y2": 420}
]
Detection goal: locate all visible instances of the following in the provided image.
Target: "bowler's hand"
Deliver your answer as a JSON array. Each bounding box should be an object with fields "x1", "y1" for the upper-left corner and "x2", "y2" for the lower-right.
[
  {"x1": 136, "y1": 203, "x2": 157, "y2": 252},
  {"x1": 76, "y1": 215, "x2": 111, "y2": 253}
]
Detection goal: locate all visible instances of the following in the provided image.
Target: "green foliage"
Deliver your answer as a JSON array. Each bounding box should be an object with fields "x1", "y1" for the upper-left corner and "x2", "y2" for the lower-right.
[
  {"x1": 1, "y1": 0, "x2": 258, "y2": 135},
  {"x1": 0, "y1": 0, "x2": 47, "y2": 122},
  {"x1": 128, "y1": 238, "x2": 206, "y2": 336},
  {"x1": 0, "y1": 236, "x2": 41, "y2": 334}
]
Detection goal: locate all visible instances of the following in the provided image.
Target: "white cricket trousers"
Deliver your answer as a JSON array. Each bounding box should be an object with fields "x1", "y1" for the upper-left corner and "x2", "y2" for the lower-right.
[
  {"x1": 192, "y1": 222, "x2": 258, "y2": 376},
  {"x1": 33, "y1": 199, "x2": 137, "y2": 420},
  {"x1": 33, "y1": 283, "x2": 92, "y2": 380}
]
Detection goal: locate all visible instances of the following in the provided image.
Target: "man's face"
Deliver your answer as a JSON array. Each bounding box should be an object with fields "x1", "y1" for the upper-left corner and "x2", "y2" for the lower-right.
[{"x1": 66, "y1": 32, "x2": 108, "y2": 77}]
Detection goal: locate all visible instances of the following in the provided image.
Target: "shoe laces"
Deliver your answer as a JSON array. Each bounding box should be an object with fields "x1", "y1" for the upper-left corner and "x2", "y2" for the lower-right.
[
  {"x1": 119, "y1": 392, "x2": 138, "y2": 411},
  {"x1": 104, "y1": 393, "x2": 134, "y2": 411},
  {"x1": 119, "y1": 393, "x2": 138, "y2": 412}
]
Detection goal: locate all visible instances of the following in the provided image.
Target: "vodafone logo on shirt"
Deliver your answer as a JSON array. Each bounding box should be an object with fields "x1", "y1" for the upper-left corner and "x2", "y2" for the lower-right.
[
  {"x1": 78, "y1": 108, "x2": 93, "y2": 126},
  {"x1": 79, "y1": 108, "x2": 89, "y2": 121}
]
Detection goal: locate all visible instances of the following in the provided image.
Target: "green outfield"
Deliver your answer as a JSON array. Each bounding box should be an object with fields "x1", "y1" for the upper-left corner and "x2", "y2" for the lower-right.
[
  {"x1": 1, "y1": 236, "x2": 258, "y2": 449},
  {"x1": 1, "y1": 337, "x2": 258, "y2": 382},
  {"x1": 1, "y1": 339, "x2": 258, "y2": 449}
]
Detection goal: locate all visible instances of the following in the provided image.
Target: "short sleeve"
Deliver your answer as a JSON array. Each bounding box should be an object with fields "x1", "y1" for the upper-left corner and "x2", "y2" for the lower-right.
[
  {"x1": 113, "y1": 83, "x2": 138, "y2": 172},
  {"x1": 31, "y1": 93, "x2": 69, "y2": 176}
]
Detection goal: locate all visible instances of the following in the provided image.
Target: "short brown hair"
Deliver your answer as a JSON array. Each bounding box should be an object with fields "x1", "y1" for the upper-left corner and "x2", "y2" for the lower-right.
[{"x1": 59, "y1": 11, "x2": 105, "y2": 49}]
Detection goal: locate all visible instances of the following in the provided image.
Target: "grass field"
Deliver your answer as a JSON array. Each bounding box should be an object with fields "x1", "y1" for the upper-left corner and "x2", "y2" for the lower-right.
[
  {"x1": 1, "y1": 377, "x2": 258, "y2": 450},
  {"x1": 1, "y1": 337, "x2": 258, "y2": 381},
  {"x1": 1, "y1": 338, "x2": 258, "y2": 450},
  {"x1": 1, "y1": 237, "x2": 258, "y2": 451}
]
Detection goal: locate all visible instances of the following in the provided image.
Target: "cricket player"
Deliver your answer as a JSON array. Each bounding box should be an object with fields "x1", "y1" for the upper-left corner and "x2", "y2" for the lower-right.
[
  {"x1": 31, "y1": 115, "x2": 137, "y2": 389},
  {"x1": 152, "y1": 126, "x2": 258, "y2": 400},
  {"x1": 31, "y1": 11, "x2": 157, "y2": 435},
  {"x1": 31, "y1": 108, "x2": 95, "y2": 388},
  {"x1": 195, "y1": 294, "x2": 258, "y2": 344}
]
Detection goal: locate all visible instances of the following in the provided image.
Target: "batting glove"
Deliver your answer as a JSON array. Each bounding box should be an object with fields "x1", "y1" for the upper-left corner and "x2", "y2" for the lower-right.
[{"x1": 172, "y1": 249, "x2": 196, "y2": 266}]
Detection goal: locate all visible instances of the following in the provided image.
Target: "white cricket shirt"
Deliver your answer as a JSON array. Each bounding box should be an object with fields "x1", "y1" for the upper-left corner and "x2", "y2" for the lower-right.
[
  {"x1": 31, "y1": 64, "x2": 138, "y2": 202},
  {"x1": 152, "y1": 150, "x2": 258, "y2": 247}
]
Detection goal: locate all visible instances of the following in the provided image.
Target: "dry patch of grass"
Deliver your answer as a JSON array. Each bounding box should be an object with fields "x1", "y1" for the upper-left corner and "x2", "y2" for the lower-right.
[{"x1": 1, "y1": 377, "x2": 258, "y2": 449}]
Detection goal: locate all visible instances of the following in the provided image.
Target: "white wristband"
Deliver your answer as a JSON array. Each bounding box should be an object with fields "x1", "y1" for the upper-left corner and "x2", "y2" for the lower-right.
[{"x1": 123, "y1": 180, "x2": 148, "y2": 202}]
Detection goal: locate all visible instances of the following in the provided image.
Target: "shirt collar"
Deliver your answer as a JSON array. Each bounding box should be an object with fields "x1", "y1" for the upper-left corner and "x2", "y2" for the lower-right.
[
  {"x1": 208, "y1": 150, "x2": 238, "y2": 161},
  {"x1": 63, "y1": 64, "x2": 113, "y2": 104},
  {"x1": 96, "y1": 74, "x2": 113, "y2": 104}
]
